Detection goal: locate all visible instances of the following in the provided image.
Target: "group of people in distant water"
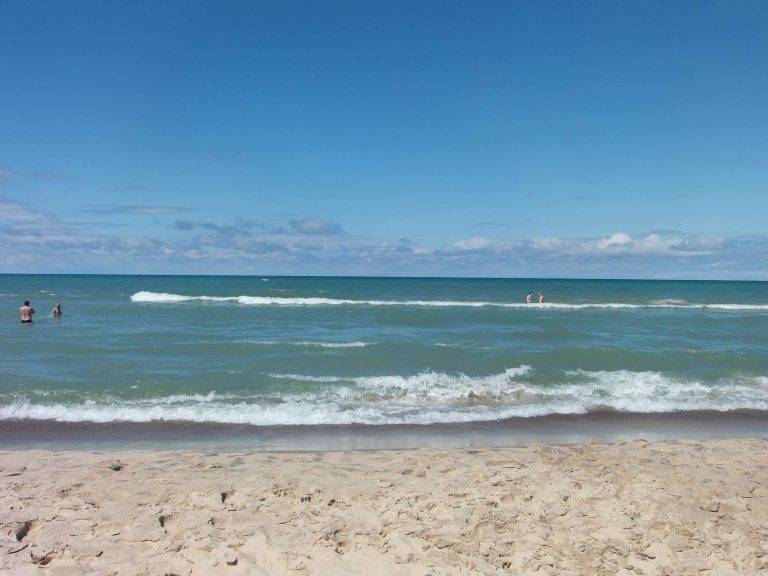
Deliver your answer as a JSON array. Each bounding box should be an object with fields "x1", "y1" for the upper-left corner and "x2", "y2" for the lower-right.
[
  {"x1": 20, "y1": 300, "x2": 62, "y2": 324},
  {"x1": 526, "y1": 291, "x2": 544, "y2": 304}
]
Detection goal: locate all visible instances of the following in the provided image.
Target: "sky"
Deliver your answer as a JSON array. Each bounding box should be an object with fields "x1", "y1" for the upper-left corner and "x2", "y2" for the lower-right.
[{"x1": 1, "y1": 1, "x2": 767, "y2": 278}]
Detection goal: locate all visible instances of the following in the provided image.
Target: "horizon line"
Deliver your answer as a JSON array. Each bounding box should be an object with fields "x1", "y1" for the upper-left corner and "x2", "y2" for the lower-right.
[{"x1": 0, "y1": 272, "x2": 765, "y2": 283}]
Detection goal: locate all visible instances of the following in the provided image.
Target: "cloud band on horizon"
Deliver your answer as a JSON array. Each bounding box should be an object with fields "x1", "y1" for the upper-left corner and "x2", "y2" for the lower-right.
[{"x1": 0, "y1": 198, "x2": 765, "y2": 279}]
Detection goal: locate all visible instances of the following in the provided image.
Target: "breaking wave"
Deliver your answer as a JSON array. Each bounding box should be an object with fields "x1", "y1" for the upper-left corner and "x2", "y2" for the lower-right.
[
  {"x1": 130, "y1": 291, "x2": 768, "y2": 311},
  {"x1": 2, "y1": 367, "x2": 767, "y2": 426},
  {"x1": 244, "y1": 341, "x2": 372, "y2": 348}
]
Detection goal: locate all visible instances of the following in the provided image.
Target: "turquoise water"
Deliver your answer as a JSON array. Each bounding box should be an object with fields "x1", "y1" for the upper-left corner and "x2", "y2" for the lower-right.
[{"x1": 1, "y1": 275, "x2": 767, "y2": 426}]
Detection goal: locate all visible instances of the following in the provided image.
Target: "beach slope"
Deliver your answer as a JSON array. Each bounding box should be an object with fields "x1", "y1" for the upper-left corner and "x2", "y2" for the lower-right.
[{"x1": 2, "y1": 439, "x2": 767, "y2": 575}]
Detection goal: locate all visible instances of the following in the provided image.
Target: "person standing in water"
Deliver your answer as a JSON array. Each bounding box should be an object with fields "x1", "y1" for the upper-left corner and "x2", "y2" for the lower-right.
[
  {"x1": 52, "y1": 303, "x2": 62, "y2": 317},
  {"x1": 526, "y1": 291, "x2": 533, "y2": 304},
  {"x1": 539, "y1": 291, "x2": 544, "y2": 303},
  {"x1": 20, "y1": 300, "x2": 35, "y2": 324}
]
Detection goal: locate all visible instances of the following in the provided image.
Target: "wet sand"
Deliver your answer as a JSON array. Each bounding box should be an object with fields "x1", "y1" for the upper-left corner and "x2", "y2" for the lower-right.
[
  {"x1": 2, "y1": 438, "x2": 768, "y2": 575},
  {"x1": 2, "y1": 409, "x2": 768, "y2": 451}
]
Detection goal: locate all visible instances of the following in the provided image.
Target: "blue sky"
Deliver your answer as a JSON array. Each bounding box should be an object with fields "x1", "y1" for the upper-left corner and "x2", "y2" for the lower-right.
[{"x1": 1, "y1": 1, "x2": 767, "y2": 277}]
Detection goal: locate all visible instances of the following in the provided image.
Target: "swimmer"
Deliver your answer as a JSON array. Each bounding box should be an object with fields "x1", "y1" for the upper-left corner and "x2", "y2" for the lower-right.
[
  {"x1": 52, "y1": 303, "x2": 62, "y2": 317},
  {"x1": 526, "y1": 291, "x2": 532, "y2": 304},
  {"x1": 20, "y1": 300, "x2": 35, "y2": 324},
  {"x1": 539, "y1": 292, "x2": 544, "y2": 303}
]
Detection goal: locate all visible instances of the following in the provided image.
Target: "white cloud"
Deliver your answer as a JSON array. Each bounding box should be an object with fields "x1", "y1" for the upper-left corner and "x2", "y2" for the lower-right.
[
  {"x1": 452, "y1": 237, "x2": 500, "y2": 251},
  {"x1": 289, "y1": 217, "x2": 344, "y2": 236},
  {"x1": 595, "y1": 232, "x2": 632, "y2": 250},
  {"x1": 530, "y1": 237, "x2": 566, "y2": 252},
  {"x1": 0, "y1": 200, "x2": 50, "y2": 225},
  {"x1": 450, "y1": 232, "x2": 724, "y2": 258},
  {"x1": 578, "y1": 232, "x2": 723, "y2": 256}
]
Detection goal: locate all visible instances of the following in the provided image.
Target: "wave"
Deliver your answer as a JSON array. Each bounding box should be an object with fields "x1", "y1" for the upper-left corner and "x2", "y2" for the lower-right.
[
  {"x1": 434, "y1": 342, "x2": 498, "y2": 350},
  {"x1": 269, "y1": 365, "x2": 532, "y2": 390},
  {"x1": 2, "y1": 367, "x2": 767, "y2": 426},
  {"x1": 129, "y1": 291, "x2": 768, "y2": 311},
  {"x1": 244, "y1": 340, "x2": 372, "y2": 348}
]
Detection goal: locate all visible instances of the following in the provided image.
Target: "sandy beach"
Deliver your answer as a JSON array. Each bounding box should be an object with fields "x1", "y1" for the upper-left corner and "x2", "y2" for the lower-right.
[{"x1": 1, "y1": 438, "x2": 767, "y2": 575}]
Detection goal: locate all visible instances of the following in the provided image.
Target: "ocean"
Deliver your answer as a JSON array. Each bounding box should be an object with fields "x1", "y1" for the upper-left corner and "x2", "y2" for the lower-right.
[{"x1": 1, "y1": 275, "x2": 767, "y2": 447}]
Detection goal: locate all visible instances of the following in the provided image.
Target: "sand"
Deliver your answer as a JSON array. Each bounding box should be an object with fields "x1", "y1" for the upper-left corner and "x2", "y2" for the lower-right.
[{"x1": 1, "y1": 438, "x2": 767, "y2": 575}]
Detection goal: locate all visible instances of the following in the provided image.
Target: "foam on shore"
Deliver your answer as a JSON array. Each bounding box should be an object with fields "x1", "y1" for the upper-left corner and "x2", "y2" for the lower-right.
[{"x1": 2, "y1": 367, "x2": 767, "y2": 426}]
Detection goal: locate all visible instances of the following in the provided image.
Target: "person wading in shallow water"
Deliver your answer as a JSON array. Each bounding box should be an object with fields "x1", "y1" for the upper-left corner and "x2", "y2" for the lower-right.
[
  {"x1": 526, "y1": 291, "x2": 533, "y2": 304},
  {"x1": 52, "y1": 303, "x2": 62, "y2": 317},
  {"x1": 20, "y1": 300, "x2": 35, "y2": 324}
]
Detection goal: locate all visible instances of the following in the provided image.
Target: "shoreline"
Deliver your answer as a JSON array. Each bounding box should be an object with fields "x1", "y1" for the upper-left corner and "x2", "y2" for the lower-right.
[
  {"x1": 1, "y1": 409, "x2": 767, "y2": 451},
  {"x1": 2, "y1": 438, "x2": 767, "y2": 574}
]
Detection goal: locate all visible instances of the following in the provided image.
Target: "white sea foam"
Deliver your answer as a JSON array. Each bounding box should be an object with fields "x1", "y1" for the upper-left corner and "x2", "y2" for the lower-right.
[
  {"x1": 701, "y1": 304, "x2": 768, "y2": 310},
  {"x1": 434, "y1": 342, "x2": 497, "y2": 350},
  {"x1": 303, "y1": 341, "x2": 370, "y2": 348},
  {"x1": 0, "y1": 399, "x2": 577, "y2": 425},
  {"x1": 131, "y1": 291, "x2": 193, "y2": 303},
  {"x1": 130, "y1": 291, "x2": 768, "y2": 311},
  {"x1": 3, "y1": 367, "x2": 767, "y2": 425},
  {"x1": 245, "y1": 340, "x2": 372, "y2": 348}
]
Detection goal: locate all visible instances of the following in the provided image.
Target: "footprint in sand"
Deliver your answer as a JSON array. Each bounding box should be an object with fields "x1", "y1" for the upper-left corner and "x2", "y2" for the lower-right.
[{"x1": 472, "y1": 520, "x2": 496, "y2": 542}]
